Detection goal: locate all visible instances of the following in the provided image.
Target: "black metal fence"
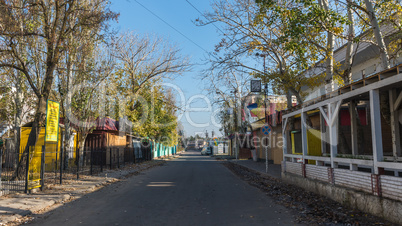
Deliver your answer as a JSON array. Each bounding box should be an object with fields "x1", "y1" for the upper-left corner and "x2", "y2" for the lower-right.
[
  {"x1": 1, "y1": 145, "x2": 153, "y2": 195},
  {"x1": 109, "y1": 146, "x2": 152, "y2": 169},
  {"x1": 59, "y1": 146, "x2": 153, "y2": 180},
  {"x1": 0, "y1": 146, "x2": 38, "y2": 195}
]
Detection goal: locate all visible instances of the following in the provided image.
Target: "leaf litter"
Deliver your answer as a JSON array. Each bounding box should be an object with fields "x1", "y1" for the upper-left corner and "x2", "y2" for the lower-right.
[{"x1": 223, "y1": 162, "x2": 397, "y2": 226}]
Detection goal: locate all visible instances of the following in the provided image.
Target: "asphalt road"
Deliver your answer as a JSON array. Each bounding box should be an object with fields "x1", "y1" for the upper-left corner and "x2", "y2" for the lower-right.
[{"x1": 28, "y1": 150, "x2": 300, "y2": 226}]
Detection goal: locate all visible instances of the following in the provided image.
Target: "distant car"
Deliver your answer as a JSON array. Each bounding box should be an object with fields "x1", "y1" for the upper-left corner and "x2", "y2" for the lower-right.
[
  {"x1": 186, "y1": 142, "x2": 196, "y2": 150},
  {"x1": 201, "y1": 146, "x2": 212, "y2": 155}
]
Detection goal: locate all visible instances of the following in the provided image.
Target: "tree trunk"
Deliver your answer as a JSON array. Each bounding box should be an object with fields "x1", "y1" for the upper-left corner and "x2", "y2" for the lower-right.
[
  {"x1": 288, "y1": 87, "x2": 303, "y2": 105},
  {"x1": 344, "y1": 0, "x2": 355, "y2": 84},
  {"x1": 13, "y1": 1, "x2": 24, "y2": 170},
  {"x1": 364, "y1": 0, "x2": 390, "y2": 70},
  {"x1": 14, "y1": 96, "x2": 46, "y2": 179},
  {"x1": 13, "y1": 72, "x2": 23, "y2": 168},
  {"x1": 63, "y1": 115, "x2": 72, "y2": 169},
  {"x1": 286, "y1": 91, "x2": 292, "y2": 109},
  {"x1": 14, "y1": 52, "x2": 56, "y2": 179},
  {"x1": 364, "y1": 0, "x2": 391, "y2": 127},
  {"x1": 63, "y1": 49, "x2": 74, "y2": 170},
  {"x1": 321, "y1": 0, "x2": 334, "y2": 85},
  {"x1": 78, "y1": 138, "x2": 86, "y2": 167}
]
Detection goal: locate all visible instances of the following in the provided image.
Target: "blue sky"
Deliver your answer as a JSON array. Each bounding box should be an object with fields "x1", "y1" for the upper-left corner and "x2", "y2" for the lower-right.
[{"x1": 110, "y1": 0, "x2": 223, "y2": 138}]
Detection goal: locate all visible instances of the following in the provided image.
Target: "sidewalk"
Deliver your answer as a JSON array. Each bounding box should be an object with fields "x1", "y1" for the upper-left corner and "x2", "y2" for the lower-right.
[
  {"x1": 0, "y1": 156, "x2": 179, "y2": 225},
  {"x1": 229, "y1": 159, "x2": 282, "y2": 179}
]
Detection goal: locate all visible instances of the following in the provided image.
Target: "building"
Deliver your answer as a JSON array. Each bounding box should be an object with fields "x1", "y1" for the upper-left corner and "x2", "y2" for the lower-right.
[
  {"x1": 280, "y1": 21, "x2": 402, "y2": 224},
  {"x1": 242, "y1": 94, "x2": 294, "y2": 164}
]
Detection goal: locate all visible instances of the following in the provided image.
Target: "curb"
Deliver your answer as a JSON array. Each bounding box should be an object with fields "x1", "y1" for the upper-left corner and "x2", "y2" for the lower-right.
[{"x1": 228, "y1": 160, "x2": 282, "y2": 179}]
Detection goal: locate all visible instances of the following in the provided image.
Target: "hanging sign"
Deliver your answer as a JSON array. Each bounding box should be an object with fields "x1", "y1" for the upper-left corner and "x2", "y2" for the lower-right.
[
  {"x1": 250, "y1": 80, "x2": 262, "y2": 92},
  {"x1": 45, "y1": 100, "x2": 60, "y2": 143}
]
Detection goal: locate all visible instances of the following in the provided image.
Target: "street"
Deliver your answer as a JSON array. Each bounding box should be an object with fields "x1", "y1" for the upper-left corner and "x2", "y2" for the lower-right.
[
  {"x1": 27, "y1": 150, "x2": 299, "y2": 226},
  {"x1": 1, "y1": 0, "x2": 401, "y2": 225}
]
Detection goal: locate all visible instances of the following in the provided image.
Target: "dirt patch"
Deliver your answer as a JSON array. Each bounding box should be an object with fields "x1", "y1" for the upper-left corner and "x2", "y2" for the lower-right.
[{"x1": 223, "y1": 161, "x2": 396, "y2": 225}]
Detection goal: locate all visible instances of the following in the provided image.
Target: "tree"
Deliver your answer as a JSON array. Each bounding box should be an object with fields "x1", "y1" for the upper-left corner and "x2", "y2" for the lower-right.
[
  {"x1": 111, "y1": 31, "x2": 191, "y2": 97},
  {"x1": 343, "y1": 0, "x2": 401, "y2": 71},
  {"x1": 255, "y1": 0, "x2": 355, "y2": 89},
  {"x1": 255, "y1": 0, "x2": 401, "y2": 154},
  {"x1": 217, "y1": 104, "x2": 232, "y2": 136},
  {"x1": 0, "y1": 68, "x2": 35, "y2": 158},
  {"x1": 110, "y1": 31, "x2": 189, "y2": 147},
  {"x1": 199, "y1": 0, "x2": 326, "y2": 108},
  {"x1": 58, "y1": 40, "x2": 115, "y2": 168},
  {"x1": 0, "y1": 0, "x2": 118, "y2": 178},
  {"x1": 343, "y1": 0, "x2": 355, "y2": 83},
  {"x1": 124, "y1": 83, "x2": 180, "y2": 147}
]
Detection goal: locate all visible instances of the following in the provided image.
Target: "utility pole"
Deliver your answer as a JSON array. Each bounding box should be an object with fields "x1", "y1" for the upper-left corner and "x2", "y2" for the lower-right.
[
  {"x1": 257, "y1": 52, "x2": 269, "y2": 173},
  {"x1": 235, "y1": 87, "x2": 241, "y2": 160}
]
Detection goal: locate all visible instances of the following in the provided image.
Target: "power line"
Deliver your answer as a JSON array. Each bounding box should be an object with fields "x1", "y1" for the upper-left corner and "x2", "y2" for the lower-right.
[
  {"x1": 184, "y1": 0, "x2": 225, "y2": 35},
  {"x1": 133, "y1": 0, "x2": 212, "y2": 56}
]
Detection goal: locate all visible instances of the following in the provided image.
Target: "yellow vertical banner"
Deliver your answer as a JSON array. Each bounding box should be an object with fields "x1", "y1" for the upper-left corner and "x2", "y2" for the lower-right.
[
  {"x1": 45, "y1": 100, "x2": 60, "y2": 143},
  {"x1": 28, "y1": 146, "x2": 43, "y2": 190}
]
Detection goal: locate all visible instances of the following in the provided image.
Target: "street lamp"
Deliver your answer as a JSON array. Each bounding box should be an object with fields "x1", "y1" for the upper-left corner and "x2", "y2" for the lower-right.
[
  {"x1": 255, "y1": 52, "x2": 271, "y2": 122},
  {"x1": 231, "y1": 89, "x2": 241, "y2": 160},
  {"x1": 264, "y1": 83, "x2": 269, "y2": 124},
  {"x1": 256, "y1": 52, "x2": 270, "y2": 173}
]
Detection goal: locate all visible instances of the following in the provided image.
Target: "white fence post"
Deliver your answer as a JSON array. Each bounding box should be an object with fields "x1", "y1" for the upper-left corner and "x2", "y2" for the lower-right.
[
  {"x1": 370, "y1": 89, "x2": 384, "y2": 174},
  {"x1": 301, "y1": 112, "x2": 308, "y2": 162},
  {"x1": 350, "y1": 100, "x2": 359, "y2": 156},
  {"x1": 328, "y1": 101, "x2": 341, "y2": 168}
]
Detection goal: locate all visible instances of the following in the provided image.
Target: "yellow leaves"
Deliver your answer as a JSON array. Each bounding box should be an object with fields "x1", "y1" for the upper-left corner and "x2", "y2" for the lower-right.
[
  {"x1": 302, "y1": 73, "x2": 326, "y2": 90},
  {"x1": 332, "y1": 27, "x2": 343, "y2": 35},
  {"x1": 388, "y1": 40, "x2": 402, "y2": 55},
  {"x1": 253, "y1": 15, "x2": 265, "y2": 26},
  {"x1": 333, "y1": 74, "x2": 344, "y2": 87},
  {"x1": 247, "y1": 40, "x2": 264, "y2": 53},
  {"x1": 283, "y1": 9, "x2": 291, "y2": 18},
  {"x1": 26, "y1": 20, "x2": 36, "y2": 32}
]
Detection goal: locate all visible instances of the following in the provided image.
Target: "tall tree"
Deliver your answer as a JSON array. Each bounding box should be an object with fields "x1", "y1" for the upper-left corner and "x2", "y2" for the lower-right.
[
  {"x1": 56, "y1": 7, "x2": 115, "y2": 168},
  {"x1": 363, "y1": 0, "x2": 389, "y2": 69},
  {"x1": 112, "y1": 32, "x2": 191, "y2": 97},
  {"x1": 343, "y1": 0, "x2": 355, "y2": 83},
  {"x1": 111, "y1": 31, "x2": 189, "y2": 145},
  {"x1": 0, "y1": 0, "x2": 118, "y2": 178},
  {"x1": 200, "y1": 0, "x2": 327, "y2": 109}
]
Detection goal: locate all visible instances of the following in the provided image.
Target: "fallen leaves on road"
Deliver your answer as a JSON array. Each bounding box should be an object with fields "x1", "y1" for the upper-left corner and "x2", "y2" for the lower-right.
[{"x1": 223, "y1": 162, "x2": 396, "y2": 226}]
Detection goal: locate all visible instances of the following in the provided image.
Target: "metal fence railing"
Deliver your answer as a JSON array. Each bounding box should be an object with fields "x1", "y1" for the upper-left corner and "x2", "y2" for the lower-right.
[
  {"x1": 0, "y1": 140, "x2": 180, "y2": 195},
  {"x1": 1, "y1": 146, "x2": 34, "y2": 194},
  {"x1": 0, "y1": 143, "x2": 156, "y2": 195}
]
